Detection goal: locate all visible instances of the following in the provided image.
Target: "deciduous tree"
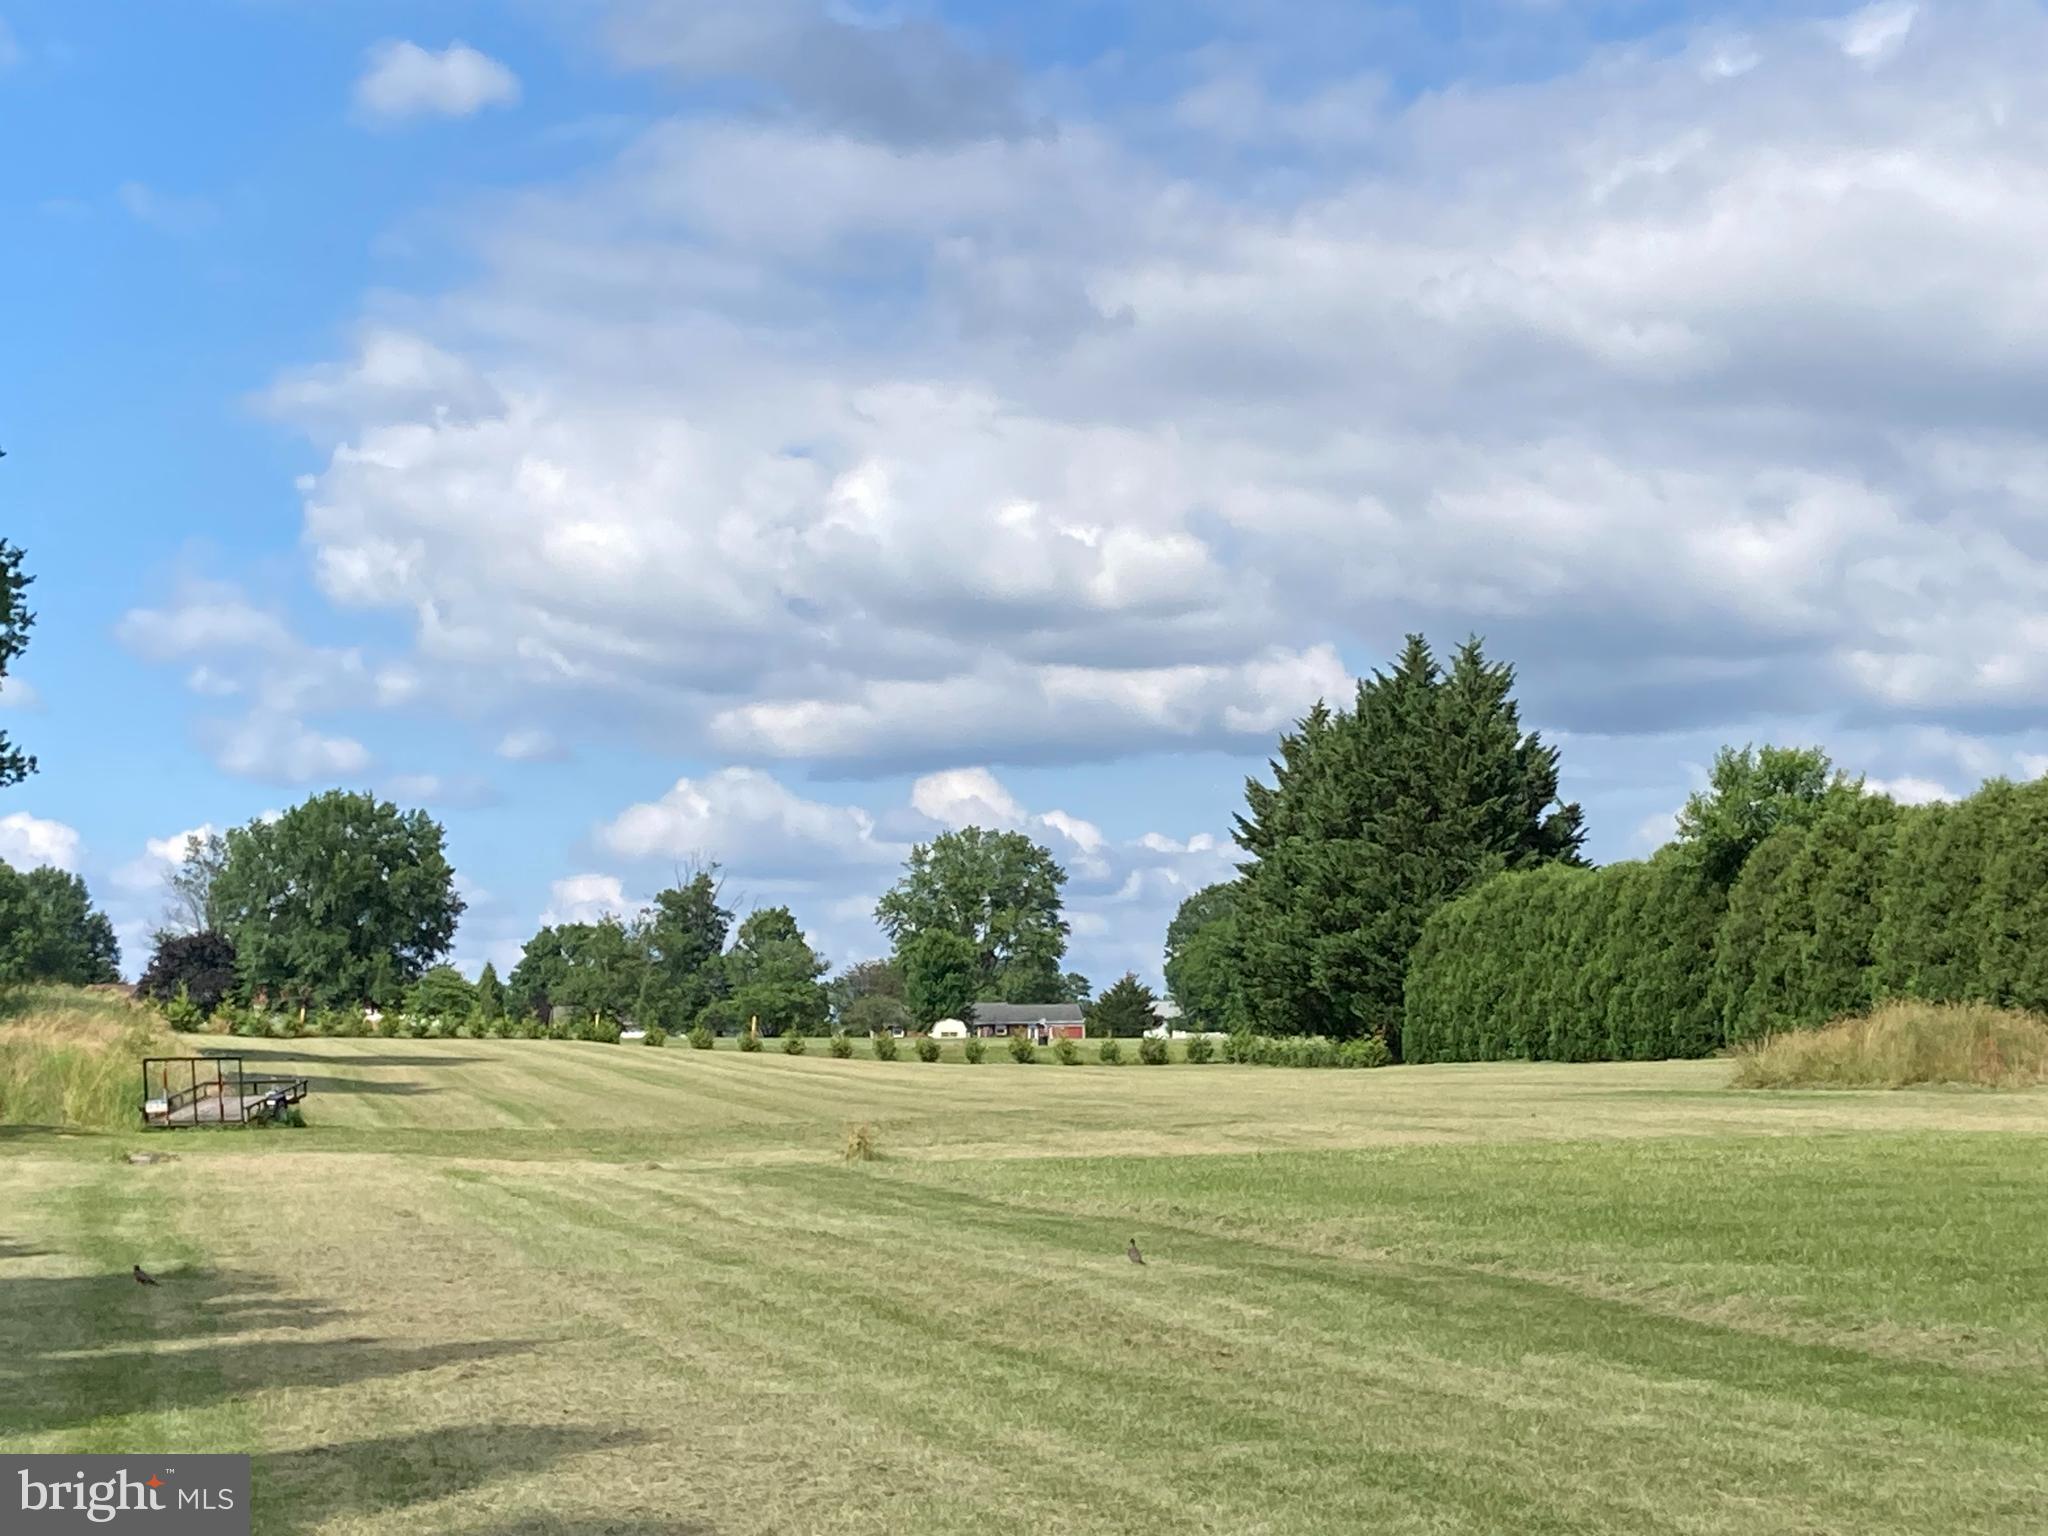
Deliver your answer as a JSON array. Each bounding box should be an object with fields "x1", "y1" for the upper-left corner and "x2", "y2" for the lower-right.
[
  {"x1": 0, "y1": 861, "x2": 119, "y2": 984},
  {"x1": 213, "y1": 790, "x2": 463, "y2": 1010},
  {"x1": 135, "y1": 929, "x2": 238, "y2": 1016},
  {"x1": 876, "y1": 827, "x2": 1071, "y2": 1001}
]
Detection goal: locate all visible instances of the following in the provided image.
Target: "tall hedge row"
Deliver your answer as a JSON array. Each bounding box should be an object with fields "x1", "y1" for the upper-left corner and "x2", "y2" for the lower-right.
[
  {"x1": 1404, "y1": 857, "x2": 1724, "y2": 1062},
  {"x1": 1405, "y1": 777, "x2": 2048, "y2": 1062}
]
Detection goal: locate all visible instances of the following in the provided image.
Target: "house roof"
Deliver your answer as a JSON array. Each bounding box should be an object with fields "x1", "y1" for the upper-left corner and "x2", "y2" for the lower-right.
[{"x1": 969, "y1": 1002, "x2": 1087, "y2": 1026}]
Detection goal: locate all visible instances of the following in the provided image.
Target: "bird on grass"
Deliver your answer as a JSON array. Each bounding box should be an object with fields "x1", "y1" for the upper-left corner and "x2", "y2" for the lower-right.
[
  {"x1": 1127, "y1": 1238, "x2": 1146, "y2": 1265},
  {"x1": 132, "y1": 1265, "x2": 159, "y2": 1286}
]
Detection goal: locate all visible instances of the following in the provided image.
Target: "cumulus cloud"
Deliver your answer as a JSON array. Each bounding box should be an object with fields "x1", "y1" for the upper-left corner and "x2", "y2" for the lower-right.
[
  {"x1": 209, "y1": 714, "x2": 371, "y2": 784},
  {"x1": 541, "y1": 873, "x2": 633, "y2": 927},
  {"x1": 0, "y1": 676, "x2": 38, "y2": 710},
  {"x1": 236, "y1": 0, "x2": 2048, "y2": 787},
  {"x1": 0, "y1": 810, "x2": 80, "y2": 871},
  {"x1": 112, "y1": 823, "x2": 217, "y2": 894},
  {"x1": 118, "y1": 579, "x2": 419, "y2": 722},
  {"x1": 598, "y1": 765, "x2": 898, "y2": 874},
  {"x1": 1864, "y1": 775, "x2": 1956, "y2": 805},
  {"x1": 353, "y1": 40, "x2": 519, "y2": 123}
]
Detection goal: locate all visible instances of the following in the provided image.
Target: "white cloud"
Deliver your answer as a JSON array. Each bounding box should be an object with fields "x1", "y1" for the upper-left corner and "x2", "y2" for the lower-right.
[
  {"x1": 0, "y1": 811, "x2": 79, "y2": 871},
  {"x1": 1836, "y1": 2, "x2": 1918, "y2": 64},
  {"x1": 541, "y1": 873, "x2": 633, "y2": 927},
  {"x1": 1864, "y1": 775, "x2": 1956, "y2": 806},
  {"x1": 353, "y1": 40, "x2": 520, "y2": 123},
  {"x1": 908, "y1": 767, "x2": 1025, "y2": 829},
  {"x1": 0, "y1": 18, "x2": 21, "y2": 71},
  {"x1": 112, "y1": 823, "x2": 217, "y2": 893},
  {"x1": 496, "y1": 728, "x2": 567, "y2": 763},
  {"x1": 209, "y1": 715, "x2": 371, "y2": 784},
  {"x1": 598, "y1": 766, "x2": 897, "y2": 874},
  {"x1": 0, "y1": 676, "x2": 38, "y2": 710}
]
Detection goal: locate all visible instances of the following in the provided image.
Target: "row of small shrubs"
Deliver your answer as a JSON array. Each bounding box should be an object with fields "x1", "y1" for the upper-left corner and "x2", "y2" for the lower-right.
[
  {"x1": 186, "y1": 997, "x2": 1393, "y2": 1072},
  {"x1": 709, "y1": 1028, "x2": 1392, "y2": 1067},
  {"x1": 200, "y1": 1002, "x2": 625, "y2": 1045}
]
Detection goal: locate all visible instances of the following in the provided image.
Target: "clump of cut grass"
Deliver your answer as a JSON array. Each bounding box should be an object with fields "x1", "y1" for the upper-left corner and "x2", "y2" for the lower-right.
[
  {"x1": 842, "y1": 1122, "x2": 879, "y2": 1162},
  {"x1": 1732, "y1": 1000, "x2": 2048, "y2": 1090}
]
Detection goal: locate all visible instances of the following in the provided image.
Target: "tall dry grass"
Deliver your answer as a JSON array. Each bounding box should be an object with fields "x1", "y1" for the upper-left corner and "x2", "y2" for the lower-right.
[
  {"x1": 1732, "y1": 1000, "x2": 2048, "y2": 1090},
  {"x1": 0, "y1": 985, "x2": 173, "y2": 1129}
]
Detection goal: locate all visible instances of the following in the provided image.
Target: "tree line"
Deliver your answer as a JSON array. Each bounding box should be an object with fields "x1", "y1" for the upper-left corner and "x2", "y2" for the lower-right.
[{"x1": 98, "y1": 790, "x2": 1132, "y2": 1038}]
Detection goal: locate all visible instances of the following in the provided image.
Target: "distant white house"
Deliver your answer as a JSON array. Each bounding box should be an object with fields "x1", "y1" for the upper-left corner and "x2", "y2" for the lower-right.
[{"x1": 931, "y1": 1018, "x2": 971, "y2": 1039}]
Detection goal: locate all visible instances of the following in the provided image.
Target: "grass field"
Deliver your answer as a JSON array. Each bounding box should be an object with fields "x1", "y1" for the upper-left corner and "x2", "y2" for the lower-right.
[{"x1": 4, "y1": 1036, "x2": 2046, "y2": 1534}]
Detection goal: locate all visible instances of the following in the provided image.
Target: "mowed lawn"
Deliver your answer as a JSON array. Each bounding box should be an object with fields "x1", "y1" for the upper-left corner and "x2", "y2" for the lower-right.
[{"x1": 3, "y1": 1042, "x2": 2046, "y2": 1534}]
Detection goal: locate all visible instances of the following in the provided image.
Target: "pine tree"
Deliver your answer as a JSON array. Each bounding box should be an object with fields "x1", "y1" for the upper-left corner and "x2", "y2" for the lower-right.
[
  {"x1": 474, "y1": 961, "x2": 507, "y2": 1021},
  {"x1": 1233, "y1": 635, "x2": 1583, "y2": 1053}
]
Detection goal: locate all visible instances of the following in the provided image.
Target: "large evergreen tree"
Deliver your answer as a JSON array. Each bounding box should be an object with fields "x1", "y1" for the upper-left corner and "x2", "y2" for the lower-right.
[{"x1": 1234, "y1": 635, "x2": 1583, "y2": 1051}]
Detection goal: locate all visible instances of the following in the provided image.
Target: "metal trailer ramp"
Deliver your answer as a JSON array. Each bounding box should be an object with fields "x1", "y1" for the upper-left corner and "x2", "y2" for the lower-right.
[{"x1": 141, "y1": 1055, "x2": 310, "y2": 1128}]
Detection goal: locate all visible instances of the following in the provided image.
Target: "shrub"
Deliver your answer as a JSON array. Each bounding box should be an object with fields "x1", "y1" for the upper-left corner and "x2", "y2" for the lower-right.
[
  {"x1": 962, "y1": 1036, "x2": 986, "y2": 1064},
  {"x1": 843, "y1": 1122, "x2": 879, "y2": 1163},
  {"x1": 584, "y1": 1017, "x2": 622, "y2": 1045},
  {"x1": 1053, "y1": 1036, "x2": 1080, "y2": 1065},
  {"x1": 1097, "y1": 1037, "x2": 1123, "y2": 1065},
  {"x1": 1138, "y1": 1035, "x2": 1170, "y2": 1065},
  {"x1": 642, "y1": 1026, "x2": 669, "y2": 1047},
  {"x1": 687, "y1": 1024, "x2": 715, "y2": 1050},
  {"x1": 1223, "y1": 1028, "x2": 1254, "y2": 1064},
  {"x1": 1732, "y1": 1000, "x2": 2048, "y2": 1089},
  {"x1": 871, "y1": 1031, "x2": 900, "y2": 1062},
  {"x1": 162, "y1": 983, "x2": 205, "y2": 1035},
  {"x1": 828, "y1": 1032, "x2": 854, "y2": 1058},
  {"x1": 782, "y1": 1027, "x2": 807, "y2": 1055},
  {"x1": 134, "y1": 930, "x2": 239, "y2": 1018},
  {"x1": 738, "y1": 1028, "x2": 763, "y2": 1053},
  {"x1": 1183, "y1": 1033, "x2": 1214, "y2": 1064},
  {"x1": 1338, "y1": 1036, "x2": 1393, "y2": 1069},
  {"x1": 914, "y1": 1034, "x2": 941, "y2": 1062},
  {"x1": 1007, "y1": 1032, "x2": 1037, "y2": 1063}
]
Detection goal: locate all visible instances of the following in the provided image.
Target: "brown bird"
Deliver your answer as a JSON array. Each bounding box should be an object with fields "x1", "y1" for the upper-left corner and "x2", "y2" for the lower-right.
[
  {"x1": 132, "y1": 1265, "x2": 159, "y2": 1286},
  {"x1": 1126, "y1": 1238, "x2": 1145, "y2": 1265}
]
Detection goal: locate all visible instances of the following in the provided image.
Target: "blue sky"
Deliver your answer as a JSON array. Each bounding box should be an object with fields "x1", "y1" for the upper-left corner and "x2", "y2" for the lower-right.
[{"x1": 3, "y1": 0, "x2": 2045, "y2": 987}]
